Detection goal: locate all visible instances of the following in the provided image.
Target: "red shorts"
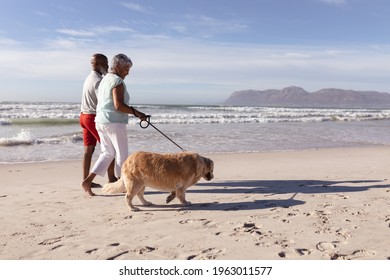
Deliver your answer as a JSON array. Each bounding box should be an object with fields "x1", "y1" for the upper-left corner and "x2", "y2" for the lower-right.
[{"x1": 80, "y1": 113, "x2": 100, "y2": 146}]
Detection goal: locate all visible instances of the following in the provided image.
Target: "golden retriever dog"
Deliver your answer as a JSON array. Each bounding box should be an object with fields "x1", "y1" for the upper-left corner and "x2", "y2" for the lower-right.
[{"x1": 102, "y1": 151, "x2": 214, "y2": 211}]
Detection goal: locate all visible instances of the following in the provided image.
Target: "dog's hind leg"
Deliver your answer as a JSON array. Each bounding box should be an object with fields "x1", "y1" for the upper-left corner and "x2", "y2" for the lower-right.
[
  {"x1": 124, "y1": 178, "x2": 141, "y2": 212},
  {"x1": 137, "y1": 186, "x2": 153, "y2": 206}
]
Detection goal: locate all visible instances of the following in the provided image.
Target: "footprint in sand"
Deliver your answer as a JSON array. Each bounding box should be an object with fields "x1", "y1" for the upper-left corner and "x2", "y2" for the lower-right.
[
  {"x1": 275, "y1": 239, "x2": 295, "y2": 249},
  {"x1": 133, "y1": 246, "x2": 156, "y2": 255},
  {"x1": 385, "y1": 215, "x2": 390, "y2": 227},
  {"x1": 316, "y1": 242, "x2": 337, "y2": 252},
  {"x1": 179, "y1": 218, "x2": 207, "y2": 224},
  {"x1": 233, "y1": 222, "x2": 263, "y2": 236},
  {"x1": 255, "y1": 241, "x2": 272, "y2": 248},
  {"x1": 179, "y1": 219, "x2": 216, "y2": 228},
  {"x1": 278, "y1": 251, "x2": 288, "y2": 258},
  {"x1": 348, "y1": 250, "x2": 376, "y2": 259},
  {"x1": 30, "y1": 223, "x2": 44, "y2": 228},
  {"x1": 187, "y1": 247, "x2": 226, "y2": 260},
  {"x1": 38, "y1": 236, "x2": 62, "y2": 245},
  {"x1": 330, "y1": 250, "x2": 376, "y2": 260},
  {"x1": 295, "y1": 248, "x2": 311, "y2": 256},
  {"x1": 335, "y1": 228, "x2": 352, "y2": 239},
  {"x1": 106, "y1": 251, "x2": 130, "y2": 260},
  {"x1": 86, "y1": 243, "x2": 121, "y2": 256},
  {"x1": 85, "y1": 248, "x2": 98, "y2": 254},
  {"x1": 50, "y1": 244, "x2": 63, "y2": 251},
  {"x1": 11, "y1": 232, "x2": 26, "y2": 237},
  {"x1": 314, "y1": 210, "x2": 333, "y2": 233},
  {"x1": 329, "y1": 253, "x2": 349, "y2": 260},
  {"x1": 280, "y1": 212, "x2": 298, "y2": 223},
  {"x1": 278, "y1": 248, "x2": 312, "y2": 258}
]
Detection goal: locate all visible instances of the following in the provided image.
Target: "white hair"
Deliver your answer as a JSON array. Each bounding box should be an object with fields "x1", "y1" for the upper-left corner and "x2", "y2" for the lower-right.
[{"x1": 111, "y1": 54, "x2": 132, "y2": 71}]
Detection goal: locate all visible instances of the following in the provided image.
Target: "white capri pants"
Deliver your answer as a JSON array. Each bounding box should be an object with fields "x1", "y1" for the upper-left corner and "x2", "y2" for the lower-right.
[{"x1": 91, "y1": 122, "x2": 128, "y2": 178}]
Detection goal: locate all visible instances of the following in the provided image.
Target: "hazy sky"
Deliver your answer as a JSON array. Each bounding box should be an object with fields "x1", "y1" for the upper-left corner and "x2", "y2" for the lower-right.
[{"x1": 1, "y1": 0, "x2": 390, "y2": 104}]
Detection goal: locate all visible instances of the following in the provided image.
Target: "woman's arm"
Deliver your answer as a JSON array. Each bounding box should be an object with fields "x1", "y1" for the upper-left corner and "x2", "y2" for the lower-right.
[{"x1": 112, "y1": 84, "x2": 147, "y2": 120}]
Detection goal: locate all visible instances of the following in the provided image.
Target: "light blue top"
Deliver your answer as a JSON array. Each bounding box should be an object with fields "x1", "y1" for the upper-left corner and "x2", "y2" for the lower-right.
[{"x1": 95, "y1": 73, "x2": 129, "y2": 124}]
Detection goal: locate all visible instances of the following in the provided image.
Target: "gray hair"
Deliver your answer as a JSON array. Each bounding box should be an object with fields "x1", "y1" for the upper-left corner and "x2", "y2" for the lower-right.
[{"x1": 110, "y1": 54, "x2": 132, "y2": 71}]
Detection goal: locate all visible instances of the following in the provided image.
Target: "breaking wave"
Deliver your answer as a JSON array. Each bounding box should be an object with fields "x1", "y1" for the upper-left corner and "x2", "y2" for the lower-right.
[
  {"x1": 3, "y1": 103, "x2": 390, "y2": 126},
  {"x1": 0, "y1": 129, "x2": 82, "y2": 147}
]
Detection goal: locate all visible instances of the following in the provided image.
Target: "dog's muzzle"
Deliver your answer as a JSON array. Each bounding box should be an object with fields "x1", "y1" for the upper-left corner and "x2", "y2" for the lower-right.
[{"x1": 205, "y1": 172, "x2": 213, "y2": 181}]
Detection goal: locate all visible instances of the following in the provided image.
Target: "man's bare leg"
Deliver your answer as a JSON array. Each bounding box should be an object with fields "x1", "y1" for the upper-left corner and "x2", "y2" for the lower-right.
[{"x1": 83, "y1": 145, "x2": 101, "y2": 188}]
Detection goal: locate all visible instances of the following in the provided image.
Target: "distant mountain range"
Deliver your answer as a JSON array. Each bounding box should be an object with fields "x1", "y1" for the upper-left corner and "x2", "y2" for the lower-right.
[{"x1": 224, "y1": 86, "x2": 390, "y2": 108}]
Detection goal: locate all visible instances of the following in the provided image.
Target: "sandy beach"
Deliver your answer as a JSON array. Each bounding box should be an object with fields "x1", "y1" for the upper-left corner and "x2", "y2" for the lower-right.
[{"x1": 0, "y1": 146, "x2": 389, "y2": 260}]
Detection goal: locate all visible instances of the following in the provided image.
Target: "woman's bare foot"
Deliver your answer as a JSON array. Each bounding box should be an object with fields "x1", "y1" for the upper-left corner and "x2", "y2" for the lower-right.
[{"x1": 82, "y1": 181, "x2": 95, "y2": 196}]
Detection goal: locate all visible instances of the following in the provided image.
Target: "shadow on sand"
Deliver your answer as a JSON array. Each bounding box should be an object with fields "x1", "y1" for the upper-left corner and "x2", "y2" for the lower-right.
[{"x1": 137, "y1": 179, "x2": 388, "y2": 212}]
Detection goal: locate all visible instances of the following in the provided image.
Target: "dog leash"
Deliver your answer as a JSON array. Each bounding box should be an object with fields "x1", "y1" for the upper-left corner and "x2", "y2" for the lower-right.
[{"x1": 139, "y1": 115, "x2": 187, "y2": 152}]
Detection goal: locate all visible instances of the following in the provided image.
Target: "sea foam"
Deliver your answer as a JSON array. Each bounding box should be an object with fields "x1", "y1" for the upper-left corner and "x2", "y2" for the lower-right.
[{"x1": 0, "y1": 130, "x2": 35, "y2": 146}]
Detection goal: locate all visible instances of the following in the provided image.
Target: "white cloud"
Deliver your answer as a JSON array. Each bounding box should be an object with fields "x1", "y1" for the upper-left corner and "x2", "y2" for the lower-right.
[
  {"x1": 167, "y1": 22, "x2": 187, "y2": 33},
  {"x1": 120, "y1": 2, "x2": 151, "y2": 13},
  {"x1": 44, "y1": 37, "x2": 90, "y2": 49},
  {"x1": 55, "y1": 26, "x2": 134, "y2": 38},
  {"x1": 0, "y1": 37, "x2": 20, "y2": 47},
  {"x1": 1, "y1": 33, "x2": 390, "y2": 103},
  {"x1": 95, "y1": 25, "x2": 134, "y2": 34},
  {"x1": 34, "y1": 11, "x2": 50, "y2": 17},
  {"x1": 56, "y1": 29, "x2": 96, "y2": 37}
]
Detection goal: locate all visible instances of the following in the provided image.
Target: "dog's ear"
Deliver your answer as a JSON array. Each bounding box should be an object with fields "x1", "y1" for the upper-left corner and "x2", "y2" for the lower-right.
[{"x1": 202, "y1": 157, "x2": 214, "y2": 170}]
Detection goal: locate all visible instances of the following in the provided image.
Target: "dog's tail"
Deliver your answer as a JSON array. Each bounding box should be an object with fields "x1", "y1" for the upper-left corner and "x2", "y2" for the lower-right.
[{"x1": 102, "y1": 178, "x2": 126, "y2": 194}]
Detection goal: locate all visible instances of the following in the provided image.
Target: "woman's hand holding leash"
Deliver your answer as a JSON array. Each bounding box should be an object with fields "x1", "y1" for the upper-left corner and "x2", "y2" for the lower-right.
[
  {"x1": 137, "y1": 113, "x2": 148, "y2": 122},
  {"x1": 130, "y1": 106, "x2": 148, "y2": 121}
]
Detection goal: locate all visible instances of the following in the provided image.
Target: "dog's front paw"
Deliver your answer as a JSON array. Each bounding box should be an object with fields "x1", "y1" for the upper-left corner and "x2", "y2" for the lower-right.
[
  {"x1": 183, "y1": 201, "x2": 192, "y2": 206},
  {"x1": 130, "y1": 206, "x2": 140, "y2": 212},
  {"x1": 142, "y1": 200, "x2": 153, "y2": 206}
]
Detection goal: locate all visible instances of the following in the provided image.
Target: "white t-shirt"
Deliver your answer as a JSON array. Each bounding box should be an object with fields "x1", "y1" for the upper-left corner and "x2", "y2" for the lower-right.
[{"x1": 80, "y1": 70, "x2": 102, "y2": 114}]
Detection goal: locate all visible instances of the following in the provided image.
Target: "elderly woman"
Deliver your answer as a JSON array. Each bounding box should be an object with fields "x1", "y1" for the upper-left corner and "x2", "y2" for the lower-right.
[{"x1": 82, "y1": 54, "x2": 147, "y2": 196}]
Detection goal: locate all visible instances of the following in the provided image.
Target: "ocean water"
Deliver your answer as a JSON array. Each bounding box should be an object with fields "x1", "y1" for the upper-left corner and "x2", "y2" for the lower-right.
[{"x1": 2, "y1": 101, "x2": 390, "y2": 163}]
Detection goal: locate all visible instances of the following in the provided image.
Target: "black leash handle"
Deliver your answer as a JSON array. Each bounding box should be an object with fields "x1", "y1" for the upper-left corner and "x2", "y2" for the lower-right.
[
  {"x1": 139, "y1": 115, "x2": 187, "y2": 152},
  {"x1": 139, "y1": 115, "x2": 152, "y2": 129}
]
